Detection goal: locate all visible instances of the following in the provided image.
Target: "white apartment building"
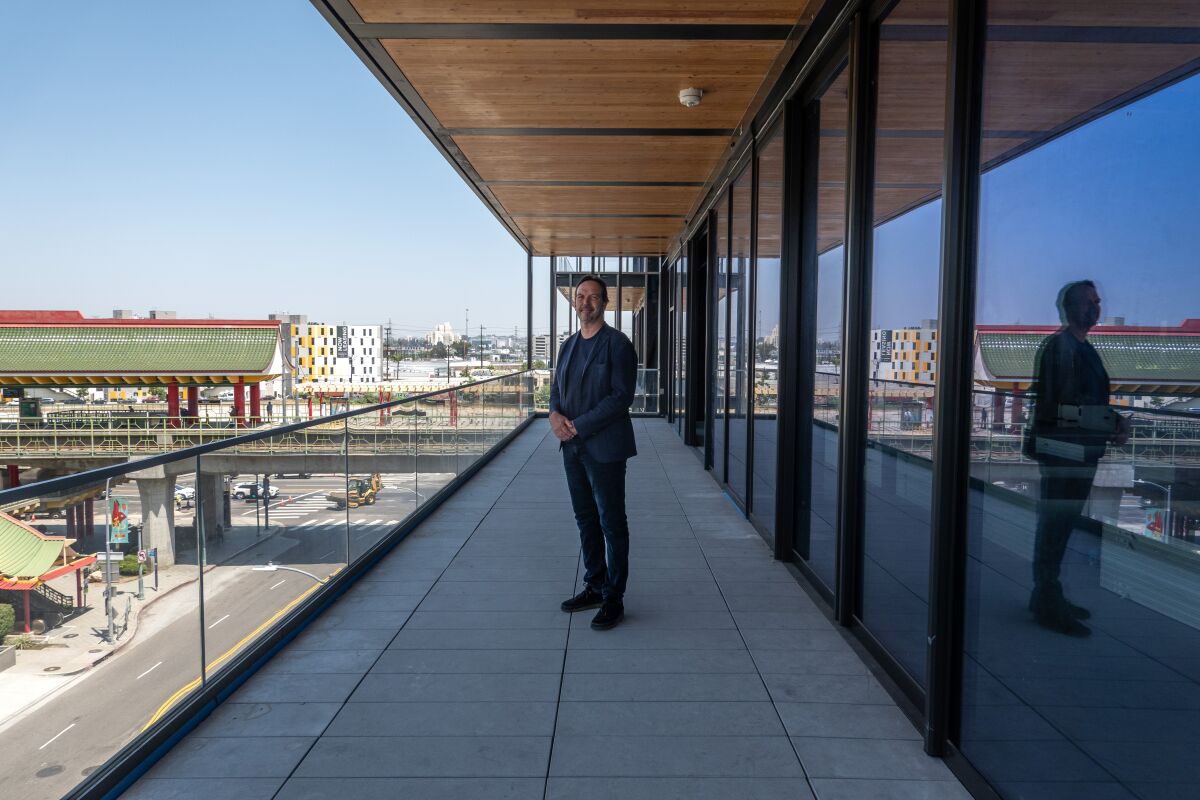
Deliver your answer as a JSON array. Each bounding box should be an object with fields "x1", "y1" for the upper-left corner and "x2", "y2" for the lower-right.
[
  {"x1": 283, "y1": 319, "x2": 383, "y2": 386},
  {"x1": 870, "y1": 320, "x2": 938, "y2": 385},
  {"x1": 532, "y1": 333, "x2": 569, "y2": 362}
]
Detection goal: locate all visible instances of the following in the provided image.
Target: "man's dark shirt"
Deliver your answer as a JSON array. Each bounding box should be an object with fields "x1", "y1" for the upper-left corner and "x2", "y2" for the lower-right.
[
  {"x1": 561, "y1": 332, "x2": 598, "y2": 419},
  {"x1": 1030, "y1": 329, "x2": 1112, "y2": 462}
]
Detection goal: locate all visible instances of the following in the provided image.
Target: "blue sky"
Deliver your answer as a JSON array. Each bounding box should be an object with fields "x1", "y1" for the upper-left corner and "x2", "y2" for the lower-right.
[{"x1": 1, "y1": 2, "x2": 526, "y2": 336}]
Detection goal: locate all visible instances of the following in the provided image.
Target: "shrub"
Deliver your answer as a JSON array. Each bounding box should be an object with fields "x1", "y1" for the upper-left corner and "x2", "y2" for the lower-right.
[
  {"x1": 0, "y1": 603, "x2": 14, "y2": 640},
  {"x1": 118, "y1": 553, "x2": 141, "y2": 576}
]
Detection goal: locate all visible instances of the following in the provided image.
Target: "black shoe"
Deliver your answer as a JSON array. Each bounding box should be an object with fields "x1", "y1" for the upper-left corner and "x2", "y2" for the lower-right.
[
  {"x1": 561, "y1": 587, "x2": 603, "y2": 613},
  {"x1": 590, "y1": 599, "x2": 624, "y2": 630},
  {"x1": 1029, "y1": 591, "x2": 1091, "y2": 623},
  {"x1": 1033, "y1": 606, "x2": 1091, "y2": 638},
  {"x1": 1065, "y1": 601, "x2": 1091, "y2": 620}
]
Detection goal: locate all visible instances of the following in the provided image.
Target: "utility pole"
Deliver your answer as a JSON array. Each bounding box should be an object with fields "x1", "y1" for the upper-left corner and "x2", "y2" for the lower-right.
[
  {"x1": 464, "y1": 309, "x2": 469, "y2": 360},
  {"x1": 480, "y1": 325, "x2": 485, "y2": 368}
]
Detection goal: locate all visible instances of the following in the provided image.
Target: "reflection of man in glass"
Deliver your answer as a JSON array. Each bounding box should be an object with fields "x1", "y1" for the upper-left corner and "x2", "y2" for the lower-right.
[{"x1": 1027, "y1": 281, "x2": 1128, "y2": 637}]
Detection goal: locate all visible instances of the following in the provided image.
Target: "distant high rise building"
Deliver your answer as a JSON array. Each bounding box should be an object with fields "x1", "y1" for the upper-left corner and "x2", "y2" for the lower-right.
[{"x1": 426, "y1": 322, "x2": 456, "y2": 346}]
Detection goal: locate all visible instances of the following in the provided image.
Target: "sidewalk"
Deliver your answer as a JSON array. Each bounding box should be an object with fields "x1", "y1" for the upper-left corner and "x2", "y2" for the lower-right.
[{"x1": 0, "y1": 520, "x2": 295, "y2": 729}]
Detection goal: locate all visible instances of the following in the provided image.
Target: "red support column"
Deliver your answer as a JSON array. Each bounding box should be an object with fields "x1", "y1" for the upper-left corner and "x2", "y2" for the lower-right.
[
  {"x1": 85, "y1": 498, "x2": 95, "y2": 537},
  {"x1": 232, "y1": 381, "x2": 245, "y2": 427},
  {"x1": 307, "y1": 394, "x2": 313, "y2": 420},
  {"x1": 23, "y1": 591, "x2": 31, "y2": 634},
  {"x1": 167, "y1": 382, "x2": 181, "y2": 428},
  {"x1": 1010, "y1": 390, "x2": 1025, "y2": 435},
  {"x1": 249, "y1": 383, "x2": 262, "y2": 425},
  {"x1": 186, "y1": 385, "x2": 199, "y2": 422},
  {"x1": 6, "y1": 465, "x2": 18, "y2": 488},
  {"x1": 76, "y1": 569, "x2": 83, "y2": 606},
  {"x1": 991, "y1": 393, "x2": 1005, "y2": 432}
]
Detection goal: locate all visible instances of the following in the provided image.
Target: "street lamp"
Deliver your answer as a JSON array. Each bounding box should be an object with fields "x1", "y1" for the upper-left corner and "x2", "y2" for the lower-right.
[
  {"x1": 1134, "y1": 478, "x2": 1173, "y2": 539},
  {"x1": 251, "y1": 561, "x2": 327, "y2": 583}
]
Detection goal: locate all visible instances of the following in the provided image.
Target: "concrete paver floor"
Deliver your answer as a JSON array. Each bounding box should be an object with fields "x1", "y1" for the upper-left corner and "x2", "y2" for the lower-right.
[{"x1": 125, "y1": 420, "x2": 971, "y2": 800}]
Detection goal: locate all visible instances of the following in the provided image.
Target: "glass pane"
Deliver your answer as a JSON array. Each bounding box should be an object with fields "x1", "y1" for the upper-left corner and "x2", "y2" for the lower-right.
[
  {"x1": 712, "y1": 193, "x2": 730, "y2": 478},
  {"x1": 959, "y1": 1, "x2": 1200, "y2": 795},
  {"x1": 859, "y1": 0, "x2": 948, "y2": 687},
  {"x1": 754, "y1": 127, "x2": 784, "y2": 538},
  {"x1": 728, "y1": 165, "x2": 752, "y2": 502},
  {"x1": 808, "y1": 67, "x2": 851, "y2": 589}
]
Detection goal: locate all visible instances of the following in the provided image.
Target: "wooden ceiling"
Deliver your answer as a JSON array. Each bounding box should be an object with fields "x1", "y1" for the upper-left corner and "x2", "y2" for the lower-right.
[
  {"x1": 322, "y1": 1, "x2": 816, "y2": 256},
  {"x1": 318, "y1": 1, "x2": 1200, "y2": 258}
]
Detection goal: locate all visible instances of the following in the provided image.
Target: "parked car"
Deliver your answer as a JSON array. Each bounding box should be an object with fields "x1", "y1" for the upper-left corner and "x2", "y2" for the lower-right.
[
  {"x1": 174, "y1": 484, "x2": 195, "y2": 501},
  {"x1": 232, "y1": 481, "x2": 278, "y2": 500}
]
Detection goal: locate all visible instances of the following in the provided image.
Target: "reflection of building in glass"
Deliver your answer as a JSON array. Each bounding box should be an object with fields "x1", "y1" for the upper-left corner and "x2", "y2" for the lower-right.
[{"x1": 871, "y1": 320, "x2": 938, "y2": 384}]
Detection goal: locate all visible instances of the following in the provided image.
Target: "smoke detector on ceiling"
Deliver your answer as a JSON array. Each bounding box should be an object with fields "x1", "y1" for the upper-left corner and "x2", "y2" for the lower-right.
[{"x1": 679, "y1": 88, "x2": 704, "y2": 108}]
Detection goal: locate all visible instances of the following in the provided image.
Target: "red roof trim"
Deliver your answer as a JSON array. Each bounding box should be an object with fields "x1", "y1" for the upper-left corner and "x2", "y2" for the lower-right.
[
  {"x1": 0, "y1": 311, "x2": 87, "y2": 323},
  {"x1": 39, "y1": 555, "x2": 98, "y2": 583}
]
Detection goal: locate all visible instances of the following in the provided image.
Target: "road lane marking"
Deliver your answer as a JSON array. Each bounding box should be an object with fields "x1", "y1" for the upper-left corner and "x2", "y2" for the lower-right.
[
  {"x1": 136, "y1": 662, "x2": 163, "y2": 680},
  {"x1": 39, "y1": 723, "x2": 75, "y2": 750},
  {"x1": 142, "y1": 565, "x2": 344, "y2": 731},
  {"x1": 321, "y1": 550, "x2": 335, "y2": 559},
  {"x1": 208, "y1": 614, "x2": 230, "y2": 629},
  {"x1": 269, "y1": 580, "x2": 286, "y2": 590}
]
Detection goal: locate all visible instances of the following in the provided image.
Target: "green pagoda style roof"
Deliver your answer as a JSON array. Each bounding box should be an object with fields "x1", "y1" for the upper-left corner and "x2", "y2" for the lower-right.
[
  {"x1": 0, "y1": 513, "x2": 70, "y2": 586},
  {"x1": 977, "y1": 326, "x2": 1200, "y2": 392},
  {"x1": 0, "y1": 319, "x2": 284, "y2": 384}
]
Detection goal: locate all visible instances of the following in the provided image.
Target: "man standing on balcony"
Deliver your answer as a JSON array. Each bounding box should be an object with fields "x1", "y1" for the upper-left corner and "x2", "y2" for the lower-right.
[
  {"x1": 1027, "y1": 280, "x2": 1128, "y2": 637},
  {"x1": 550, "y1": 274, "x2": 637, "y2": 630}
]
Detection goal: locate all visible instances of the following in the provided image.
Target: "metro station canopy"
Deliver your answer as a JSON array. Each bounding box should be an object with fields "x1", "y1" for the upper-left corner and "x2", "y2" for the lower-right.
[
  {"x1": 975, "y1": 320, "x2": 1200, "y2": 395},
  {"x1": 315, "y1": 0, "x2": 1200, "y2": 257},
  {"x1": 0, "y1": 311, "x2": 288, "y2": 387}
]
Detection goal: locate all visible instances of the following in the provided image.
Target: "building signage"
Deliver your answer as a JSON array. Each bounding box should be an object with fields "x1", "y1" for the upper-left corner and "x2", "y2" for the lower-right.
[
  {"x1": 109, "y1": 499, "x2": 129, "y2": 544},
  {"x1": 336, "y1": 326, "x2": 349, "y2": 358},
  {"x1": 878, "y1": 330, "x2": 893, "y2": 362}
]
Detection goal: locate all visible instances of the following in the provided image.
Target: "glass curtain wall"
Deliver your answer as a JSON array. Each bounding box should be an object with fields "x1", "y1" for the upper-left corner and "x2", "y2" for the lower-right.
[
  {"x1": 857, "y1": 0, "x2": 948, "y2": 688},
  {"x1": 728, "y1": 165, "x2": 753, "y2": 502},
  {"x1": 711, "y1": 192, "x2": 730, "y2": 478},
  {"x1": 806, "y1": 67, "x2": 851, "y2": 590},
  {"x1": 753, "y1": 127, "x2": 784, "y2": 539},
  {"x1": 958, "y1": 1, "x2": 1200, "y2": 796}
]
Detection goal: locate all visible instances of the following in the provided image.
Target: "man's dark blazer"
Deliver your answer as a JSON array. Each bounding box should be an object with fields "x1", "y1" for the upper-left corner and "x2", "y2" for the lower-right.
[{"x1": 549, "y1": 324, "x2": 637, "y2": 463}]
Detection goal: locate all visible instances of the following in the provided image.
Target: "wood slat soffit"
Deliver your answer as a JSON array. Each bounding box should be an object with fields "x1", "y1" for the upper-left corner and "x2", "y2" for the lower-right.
[{"x1": 342, "y1": 0, "x2": 816, "y2": 255}]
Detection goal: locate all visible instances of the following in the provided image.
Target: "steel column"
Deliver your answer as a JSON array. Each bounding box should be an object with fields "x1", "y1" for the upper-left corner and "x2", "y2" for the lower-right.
[
  {"x1": 834, "y1": 10, "x2": 878, "y2": 626},
  {"x1": 925, "y1": 0, "x2": 988, "y2": 758},
  {"x1": 526, "y1": 250, "x2": 533, "y2": 369}
]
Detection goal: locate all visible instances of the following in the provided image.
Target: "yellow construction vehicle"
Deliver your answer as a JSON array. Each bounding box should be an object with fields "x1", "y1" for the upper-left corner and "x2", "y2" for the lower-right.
[{"x1": 327, "y1": 473, "x2": 382, "y2": 510}]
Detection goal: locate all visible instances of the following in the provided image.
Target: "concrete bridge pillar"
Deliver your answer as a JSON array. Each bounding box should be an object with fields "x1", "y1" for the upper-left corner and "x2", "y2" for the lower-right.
[
  {"x1": 196, "y1": 473, "x2": 228, "y2": 550},
  {"x1": 135, "y1": 477, "x2": 177, "y2": 567},
  {"x1": 85, "y1": 498, "x2": 95, "y2": 537}
]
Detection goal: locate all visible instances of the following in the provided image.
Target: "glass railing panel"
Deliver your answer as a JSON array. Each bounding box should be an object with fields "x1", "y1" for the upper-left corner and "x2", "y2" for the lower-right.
[
  {"x1": 0, "y1": 450, "x2": 204, "y2": 798},
  {"x1": 0, "y1": 371, "x2": 533, "y2": 797}
]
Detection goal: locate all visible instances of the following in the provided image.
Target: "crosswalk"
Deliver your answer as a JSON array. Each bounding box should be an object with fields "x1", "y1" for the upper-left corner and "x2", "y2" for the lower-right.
[
  {"x1": 246, "y1": 494, "x2": 332, "y2": 520},
  {"x1": 292, "y1": 518, "x2": 402, "y2": 528}
]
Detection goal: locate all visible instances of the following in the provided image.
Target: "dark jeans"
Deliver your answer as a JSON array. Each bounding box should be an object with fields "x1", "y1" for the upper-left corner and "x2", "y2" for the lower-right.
[
  {"x1": 1031, "y1": 459, "x2": 1098, "y2": 609},
  {"x1": 562, "y1": 440, "x2": 629, "y2": 602}
]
